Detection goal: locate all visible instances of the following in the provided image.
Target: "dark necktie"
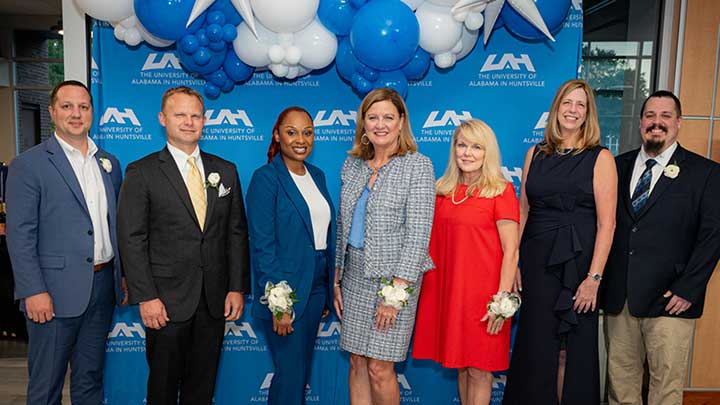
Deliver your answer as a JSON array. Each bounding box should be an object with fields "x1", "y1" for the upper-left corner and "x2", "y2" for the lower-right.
[{"x1": 631, "y1": 159, "x2": 657, "y2": 213}]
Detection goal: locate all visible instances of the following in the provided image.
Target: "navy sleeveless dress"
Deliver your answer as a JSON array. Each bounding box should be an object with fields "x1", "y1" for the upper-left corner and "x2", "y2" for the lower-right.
[{"x1": 503, "y1": 145, "x2": 603, "y2": 405}]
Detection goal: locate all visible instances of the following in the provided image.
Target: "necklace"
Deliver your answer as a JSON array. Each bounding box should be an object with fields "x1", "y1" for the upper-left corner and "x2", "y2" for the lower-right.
[
  {"x1": 451, "y1": 190, "x2": 470, "y2": 205},
  {"x1": 556, "y1": 147, "x2": 574, "y2": 156}
]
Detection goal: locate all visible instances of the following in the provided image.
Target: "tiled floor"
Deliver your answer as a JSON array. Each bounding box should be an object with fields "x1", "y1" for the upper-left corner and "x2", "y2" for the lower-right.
[{"x1": 0, "y1": 340, "x2": 70, "y2": 404}]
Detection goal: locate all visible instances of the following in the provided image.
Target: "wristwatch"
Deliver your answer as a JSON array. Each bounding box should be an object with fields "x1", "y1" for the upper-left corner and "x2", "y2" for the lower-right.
[{"x1": 588, "y1": 272, "x2": 602, "y2": 282}]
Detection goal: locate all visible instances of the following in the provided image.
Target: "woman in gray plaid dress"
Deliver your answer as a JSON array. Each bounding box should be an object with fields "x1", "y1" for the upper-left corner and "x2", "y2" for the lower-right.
[{"x1": 333, "y1": 88, "x2": 435, "y2": 404}]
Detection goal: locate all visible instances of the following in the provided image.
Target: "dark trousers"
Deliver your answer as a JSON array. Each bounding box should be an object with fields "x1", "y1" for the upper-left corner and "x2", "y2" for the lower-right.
[
  {"x1": 262, "y1": 251, "x2": 328, "y2": 405},
  {"x1": 25, "y1": 264, "x2": 115, "y2": 405},
  {"x1": 145, "y1": 288, "x2": 225, "y2": 405}
]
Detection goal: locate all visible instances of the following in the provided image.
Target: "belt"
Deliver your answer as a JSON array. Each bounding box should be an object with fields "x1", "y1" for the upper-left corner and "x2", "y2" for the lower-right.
[{"x1": 93, "y1": 261, "x2": 111, "y2": 272}]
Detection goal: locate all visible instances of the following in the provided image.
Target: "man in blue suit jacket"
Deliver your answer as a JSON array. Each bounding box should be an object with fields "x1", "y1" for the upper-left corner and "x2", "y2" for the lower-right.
[{"x1": 6, "y1": 80, "x2": 124, "y2": 404}]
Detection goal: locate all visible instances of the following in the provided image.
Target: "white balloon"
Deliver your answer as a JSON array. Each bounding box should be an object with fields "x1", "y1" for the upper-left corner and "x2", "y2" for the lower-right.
[
  {"x1": 428, "y1": 0, "x2": 456, "y2": 5},
  {"x1": 416, "y1": 1, "x2": 463, "y2": 55},
  {"x1": 286, "y1": 66, "x2": 300, "y2": 79},
  {"x1": 250, "y1": 0, "x2": 319, "y2": 33},
  {"x1": 113, "y1": 16, "x2": 174, "y2": 48},
  {"x1": 268, "y1": 45, "x2": 285, "y2": 64},
  {"x1": 434, "y1": 52, "x2": 456, "y2": 69},
  {"x1": 233, "y1": 21, "x2": 277, "y2": 67},
  {"x1": 401, "y1": 0, "x2": 425, "y2": 10},
  {"x1": 456, "y1": 26, "x2": 479, "y2": 60},
  {"x1": 270, "y1": 63, "x2": 289, "y2": 77},
  {"x1": 75, "y1": 0, "x2": 133, "y2": 23},
  {"x1": 464, "y1": 11, "x2": 484, "y2": 30},
  {"x1": 293, "y1": 19, "x2": 337, "y2": 70},
  {"x1": 285, "y1": 46, "x2": 302, "y2": 66}
]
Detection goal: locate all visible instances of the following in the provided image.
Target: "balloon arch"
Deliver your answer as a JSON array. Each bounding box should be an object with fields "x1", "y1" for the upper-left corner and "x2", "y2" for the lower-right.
[{"x1": 76, "y1": 0, "x2": 573, "y2": 99}]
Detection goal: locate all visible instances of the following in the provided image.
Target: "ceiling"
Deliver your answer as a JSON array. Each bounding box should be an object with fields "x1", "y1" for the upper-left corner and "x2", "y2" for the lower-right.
[{"x1": 0, "y1": 0, "x2": 61, "y2": 16}]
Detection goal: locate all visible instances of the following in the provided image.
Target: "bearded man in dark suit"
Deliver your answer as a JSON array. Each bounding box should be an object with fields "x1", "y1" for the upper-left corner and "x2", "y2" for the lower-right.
[
  {"x1": 602, "y1": 90, "x2": 720, "y2": 405},
  {"x1": 118, "y1": 86, "x2": 250, "y2": 405}
]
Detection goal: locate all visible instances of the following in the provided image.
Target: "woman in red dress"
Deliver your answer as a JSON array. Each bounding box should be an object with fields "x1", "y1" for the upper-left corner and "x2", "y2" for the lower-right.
[{"x1": 413, "y1": 119, "x2": 520, "y2": 405}]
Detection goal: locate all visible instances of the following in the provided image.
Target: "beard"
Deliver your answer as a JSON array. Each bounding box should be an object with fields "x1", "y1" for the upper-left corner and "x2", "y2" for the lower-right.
[{"x1": 643, "y1": 123, "x2": 667, "y2": 155}]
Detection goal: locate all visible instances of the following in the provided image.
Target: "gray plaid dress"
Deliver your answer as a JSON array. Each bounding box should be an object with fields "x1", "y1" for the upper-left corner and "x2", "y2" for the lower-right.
[{"x1": 335, "y1": 153, "x2": 435, "y2": 361}]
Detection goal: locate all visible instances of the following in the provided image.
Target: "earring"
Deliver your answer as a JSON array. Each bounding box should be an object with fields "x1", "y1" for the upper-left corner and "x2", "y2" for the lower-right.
[{"x1": 361, "y1": 133, "x2": 370, "y2": 146}]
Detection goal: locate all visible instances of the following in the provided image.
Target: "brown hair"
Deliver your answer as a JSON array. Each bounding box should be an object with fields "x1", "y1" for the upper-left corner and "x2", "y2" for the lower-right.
[
  {"x1": 50, "y1": 80, "x2": 93, "y2": 106},
  {"x1": 161, "y1": 86, "x2": 205, "y2": 112},
  {"x1": 348, "y1": 88, "x2": 417, "y2": 160},
  {"x1": 538, "y1": 79, "x2": 600, "y2": 156},
  {"x1": 267, "y1": 106, "x2": 313, "y2": 163}
]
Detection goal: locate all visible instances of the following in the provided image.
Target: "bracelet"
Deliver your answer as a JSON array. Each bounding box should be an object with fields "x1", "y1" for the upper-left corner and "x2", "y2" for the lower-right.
[
  {"x1": 486, "y1": 291, "x2": 522, "y2": 320},
  {"x1": 259, "y1": 281, "x2": 298, "y2": 320},
  {"x1": 378, "y1": 277, "x2": 415, "y2": 310}
]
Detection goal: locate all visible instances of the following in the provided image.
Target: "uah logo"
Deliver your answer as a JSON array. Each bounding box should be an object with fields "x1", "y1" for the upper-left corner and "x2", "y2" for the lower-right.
[
  {"x1": 224, "y1": 321, "x2": 257, "y2": 338},
  {"x1": 91, "y1": 57, "x2": 99, "y2": 70},
  {"x1": 572, "y1": 0, "x2": 582, "y2": 11},
  {"x1": 317, "y1": 321, "x2": 341, "y2": 338},
  {"x1": 502, "y1": 166, "x2": 523, "y2": 183},
  {"x1": 492, "y1": 374, "x2": 507, "y2": 390},
  {"x1": 313, "y1": 110, "x2": 357, "y2": 127},
  {"x1": 480, "y1": 54, "x2": 536, "y2": 73},
  {"x1": 397, "y1": 374, "x2": 412, "y2": 391},
  {"x1": 423, "y1": 110, "x2": 472, "y2": 128},
  {"x1": 141, "y1": 53, "x2": 182, "y2": 71},
  {"x1": 205, "y1": 109, "x2": 254, "y2": 126},
  {"x1": 100, "y1": 108, "x2": 141, "y2": 126},
  {"x1": 534, "y1": 112, "x2": 550, "y2": 129},
  {"x1": 107, "y1": 322, "x2": 145, "y2": 338}
]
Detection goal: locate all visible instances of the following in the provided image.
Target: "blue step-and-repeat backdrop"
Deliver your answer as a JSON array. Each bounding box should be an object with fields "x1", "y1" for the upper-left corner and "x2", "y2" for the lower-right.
[{"x1": 92, "y1": 5, "x2": 583, "y2": 404}]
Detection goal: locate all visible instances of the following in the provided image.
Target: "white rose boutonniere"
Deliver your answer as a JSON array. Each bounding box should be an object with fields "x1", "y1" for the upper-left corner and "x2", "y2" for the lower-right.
[
  {"x1": 98, "y1": 157, "x2": 112, "y2": 173},
  {"x1": 664, "y1": 163, "x2": 680, "y2": 179},
  {"x1": 378, "y1": 277, "x2": 415, "y2": 310},
  {"x1": 206, "y1": 172, "x2": 221, "y2": 189},
  {"x1": 260, "y1": 281, "x2": 298, "y2": 320}
]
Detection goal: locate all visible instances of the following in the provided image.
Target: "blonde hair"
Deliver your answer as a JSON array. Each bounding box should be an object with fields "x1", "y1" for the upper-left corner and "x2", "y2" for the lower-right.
[
  {"x1": 349, "y1": 88, "x2": 417, "y2": 160},
  {"x1": 436, "y1": 119, "x2": 507, "y2": 199},
  {"x1": 538, "y1": 79, "x2": 600, "y2": 156}
]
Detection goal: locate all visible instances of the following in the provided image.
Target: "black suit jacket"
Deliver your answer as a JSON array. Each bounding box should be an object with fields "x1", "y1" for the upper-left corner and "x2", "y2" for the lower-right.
[
  {"x1": 118, "y1": 147, "x2": 250, "y2": 322},
  {"x1": 601, "y1": 144, "x2": 720, "y2": 318}
]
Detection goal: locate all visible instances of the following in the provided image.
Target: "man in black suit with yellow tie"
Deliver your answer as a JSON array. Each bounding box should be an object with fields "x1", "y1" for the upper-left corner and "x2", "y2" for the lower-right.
[
  {"x1": 118, "y1": 86, "x2": 250, "y2": 404},
  {"x1": 602, "y1": 90, "x2": 720, "y2": 405}
]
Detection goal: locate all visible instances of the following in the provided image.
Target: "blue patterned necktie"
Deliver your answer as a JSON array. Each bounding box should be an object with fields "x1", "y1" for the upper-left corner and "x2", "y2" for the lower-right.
[{"x1": 631, "y1": 159, "x2": 657, "y2": 213}]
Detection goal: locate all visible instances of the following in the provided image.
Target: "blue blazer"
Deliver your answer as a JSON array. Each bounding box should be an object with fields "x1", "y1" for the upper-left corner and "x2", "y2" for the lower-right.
[
  {"x1": 6, "y1": 136, "x2": 123, "y2": 317},
  {"x1": 246, "y1": 155, "x2": 336, "y2": 321}
]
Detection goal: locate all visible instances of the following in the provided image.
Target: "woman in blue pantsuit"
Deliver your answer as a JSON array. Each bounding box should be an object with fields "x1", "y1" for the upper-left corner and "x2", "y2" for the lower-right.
[{"x1": 246, "y1": 106, "x2": 336, "y2": 404}]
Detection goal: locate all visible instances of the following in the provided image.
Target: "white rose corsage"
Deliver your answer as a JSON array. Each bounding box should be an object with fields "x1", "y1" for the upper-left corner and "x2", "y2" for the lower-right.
[
  {"x1": 663, "y1": 163, "x2": 680, "y2": 179},
  {"x1": 260, "y1": 280, "x2": 298, "y2": 320},
  {"x1": 206, "y1": 172, "x2": 221, "y2": 189},
  {"x1": 486, "y1": 291, "x2": 522, "y2": 320},
  {"x1": 98, "y1": 157, "x2": 112, "y2": 173},
  {"x1": 378, "y1": 277, "x2": 415, "y2": 310}
]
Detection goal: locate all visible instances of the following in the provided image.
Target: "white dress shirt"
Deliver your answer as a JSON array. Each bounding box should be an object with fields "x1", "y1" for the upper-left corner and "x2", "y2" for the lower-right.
[
  {"x1": 55, "y1": 134, "x2": 113, "y2": 264},
  {"x1": 290, "y1": 167, "x2": 331, "y2": 250},
  {"x1": 166, "y1": 143, "x2": 206, "y2": 197},
  {"x1": 629, "y1": 141, "x2": 678, "y2": 196}
]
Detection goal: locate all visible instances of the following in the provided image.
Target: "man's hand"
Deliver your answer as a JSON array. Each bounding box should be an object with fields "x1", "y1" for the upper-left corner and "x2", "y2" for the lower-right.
[
  {"x1": 664, "y1": 290, "x2": 692, "y2": 315},
  {"x1": 120, "y1": 277, "x2": 129, "y2": 306},
  {"x1": 272, "y1": 312, "x2": 293, "y2": 336},
  {"x1": 25, "y1": 292, "x2": 54, "y2": 323},
  {"x1": 224, "y1": 292, "x2": 244, "y2": 321},
  {"x1": 139, "y1": 298, "x2": 169, "y2": 329}
]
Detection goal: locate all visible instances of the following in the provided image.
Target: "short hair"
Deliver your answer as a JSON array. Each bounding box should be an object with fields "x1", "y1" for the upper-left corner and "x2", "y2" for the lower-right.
[
  {"x1": 435, "y1": 119, "x2": 508, "y2": 199},
  {"x1": 538, "y1": 79, "x2": 601, "y2": 156},
  {"x1": 349, "y1": 88, "x2": 417, "y2": 160},
  {"x1": 267, "y1": 106, "x2": 313, "y2": 163},
  {"x1": 161, "y1": 86, "x2": 205, "y2": 112},
  {"x1": 50, "y1": 80, "x2": 93, "y2": 106},
  {"x1": 640, "y1": 90, "x2": 682, "y2": 117}
]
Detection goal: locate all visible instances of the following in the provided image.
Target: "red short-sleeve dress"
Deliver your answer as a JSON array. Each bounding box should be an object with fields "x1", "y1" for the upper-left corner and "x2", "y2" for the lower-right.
[{"x1": 413, "y1": 182, "x2": 520, "y2": 370}]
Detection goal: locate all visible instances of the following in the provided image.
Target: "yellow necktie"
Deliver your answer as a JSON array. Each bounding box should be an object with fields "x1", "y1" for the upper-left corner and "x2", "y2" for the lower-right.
[{"x1": 186, "y1": 156, "x2": 206, "y2": 230}]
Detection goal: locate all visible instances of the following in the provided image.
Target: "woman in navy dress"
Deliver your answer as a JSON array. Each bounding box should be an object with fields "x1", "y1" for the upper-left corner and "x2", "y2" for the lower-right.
[
  {"x1": 503, "y1": 79, "x2": 617, "y2": 405},
  {"x1": 246, "y1": 106, "x2": 336, "y2": 404}
]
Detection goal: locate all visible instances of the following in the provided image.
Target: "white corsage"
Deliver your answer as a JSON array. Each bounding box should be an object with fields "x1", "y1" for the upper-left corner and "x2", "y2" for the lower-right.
[
  {"x1": 664, "y1": 163, "x2": 680, "y2": 179},
  {"x1": 378, "y1": 277, "x2": 415, "y2": 310},
  {"x1": 260, "y1": 281, "x2": 298, "y2": 320},
  {"x1": 98, "y1": 157, "x2": 112, "y2": 173},
  {"x1": 487, "y1": 291, "x2": 522, "y2": 320},
  {"x1": 206, "y1": 172, "x2": 221, "y2": 189}
]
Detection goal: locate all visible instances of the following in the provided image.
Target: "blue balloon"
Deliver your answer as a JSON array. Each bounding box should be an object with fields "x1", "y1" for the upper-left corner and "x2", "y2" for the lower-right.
[
  {"x1": 180, "y1": 35, "x2": 200, "y2": 54},
  {"x1": 335, "y1": 37, "x2": 360, "y2": 82},
  {"x1": 204, "y1": 82, "x2": 221, "y2": 99},
  {"x1": 208, "y1": 40, "x2": 226, "y2": 52},
  {"x1": 207, "y1": 11, "x2": 226, "y2": 26},
  {"x1": 206, "y1": 24, "x2": 223, "y2": 42},
  {"x1": 196, "y1": 29, "x2": 210, "y2": 46},
  {"x1": 351, "y1": 73, "x2": 373, "y2": 94},
  {"x1": 318, "y1": 0, "x2": 358, "y2": 36},
  {"x1": 209, "y1": 0, "x2": 243, "y2": 26},
  {"x1": 401, "y1": 47, "x2": 430, "y2": 80},
  {"x1": 134, "y1": 0, "x2": 195, "y2": 41},
  {"x1": 350, "y1": 0, "x2": 419, "y2": 71},
  {"x1": 222, "y1": 24, "x2": 237, "y2": 42},
  {"x1": 223, "y1": 51, "x2": 254, "y2": 82},
  {"x1": 187, "y1": 13, "x2": 206, "y2": 34},
  {"x1": 206, "y1": 69, "x2": 229, "y2": 87},
  {"x1": 350, "y1": 0, "x2": 368, "y2": 8},
  {"x1": 361, "y1": 66, "x2": 378, "y2": 82},
  {"x1": 501, "y1": 0, "x2": 571, "y2": 41},
  {"x1": 374, "y1": 70, "x2": 408, "y2": 98},
  {"x1": 221, "y1": 78, "x2": 234, "y2": 92},
  {"x1": 178, "y1": 46, "x2": 226, "y2": 75},
  {"x1": 194, "y1": 48, "x2": 212, "y2": 66}
]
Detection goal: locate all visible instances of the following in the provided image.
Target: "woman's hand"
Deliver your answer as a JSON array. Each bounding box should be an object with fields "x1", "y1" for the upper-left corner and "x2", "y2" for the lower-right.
[
  {"x1": 512, "y1": 268, "x2": 522, "y2": 294},
  {"x1": 573, "y1": 277, "x2": 600, "y2": 313},
  {"x1": 321, "y1": 308, "x2": 330, "y2": 318},
  {"x1": 272, "y1": 312, "x2": 294, "y2": 336},
  {"x1": 375, "y1": 303, "x2": 400, "y2": 333},
  {"x1": 333, "y1": 285, "x2": 343, "y2": 320},
  {"x1": 481, "y1": 311, "x2": 506, "y2": 335}
]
